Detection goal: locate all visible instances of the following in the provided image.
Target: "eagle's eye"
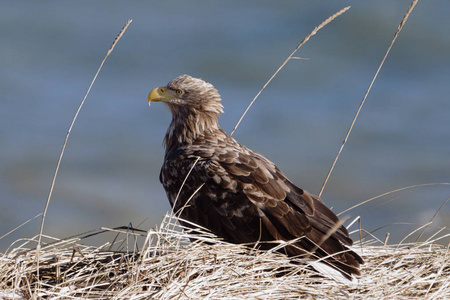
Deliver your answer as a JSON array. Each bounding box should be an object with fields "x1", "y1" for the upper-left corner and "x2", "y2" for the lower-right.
[{"x1": 176, "y1": 89, "x2": 184, "y2": 96}]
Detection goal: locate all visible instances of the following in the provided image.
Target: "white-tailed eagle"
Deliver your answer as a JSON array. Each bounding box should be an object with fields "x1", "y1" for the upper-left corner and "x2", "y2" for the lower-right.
[{"x1": 148, "y1": 74, "x2": 363, "y2": 278}]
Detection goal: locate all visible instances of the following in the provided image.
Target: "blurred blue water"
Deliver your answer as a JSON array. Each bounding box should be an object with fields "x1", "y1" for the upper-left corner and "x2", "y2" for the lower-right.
[{"x1": 1, "y1": 1, "x2": 449, "y2": 250}]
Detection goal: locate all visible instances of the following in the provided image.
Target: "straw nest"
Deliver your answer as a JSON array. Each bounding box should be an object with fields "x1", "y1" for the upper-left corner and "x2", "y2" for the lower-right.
[{"x1": 1, "y1": 214, "x2": 448, "y2": 299}]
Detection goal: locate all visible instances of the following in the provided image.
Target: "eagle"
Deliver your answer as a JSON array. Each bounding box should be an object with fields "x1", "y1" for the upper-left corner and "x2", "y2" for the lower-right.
[{"x1": 148, "y1": 74, "x2": 363, "y2": 278}]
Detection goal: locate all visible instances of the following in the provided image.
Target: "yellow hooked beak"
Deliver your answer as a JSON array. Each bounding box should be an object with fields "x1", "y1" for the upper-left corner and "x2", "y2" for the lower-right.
[{"x1": 148, "y1": 87, "x2": 178, "y2": 106}]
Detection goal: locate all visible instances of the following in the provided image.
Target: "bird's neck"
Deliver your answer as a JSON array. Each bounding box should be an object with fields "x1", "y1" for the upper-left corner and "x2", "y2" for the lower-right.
[{"x1": 164, "y1": 110, "x2": 220, "y2": 151}]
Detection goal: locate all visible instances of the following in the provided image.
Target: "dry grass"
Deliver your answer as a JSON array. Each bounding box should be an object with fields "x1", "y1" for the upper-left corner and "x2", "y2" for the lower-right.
[{"x1": 1, "y1": 213, "x2": 448, "y2": 299}]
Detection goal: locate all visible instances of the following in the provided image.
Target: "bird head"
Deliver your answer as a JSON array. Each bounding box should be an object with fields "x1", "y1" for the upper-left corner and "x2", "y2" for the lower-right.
[{"x1": 148, "y1": 74, "x2": 224, "y2": 116}]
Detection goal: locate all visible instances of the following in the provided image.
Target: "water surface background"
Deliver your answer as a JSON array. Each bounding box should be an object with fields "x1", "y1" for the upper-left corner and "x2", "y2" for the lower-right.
[{"x1": 1, "y1": 1, "x2": 449, "y2": 250}]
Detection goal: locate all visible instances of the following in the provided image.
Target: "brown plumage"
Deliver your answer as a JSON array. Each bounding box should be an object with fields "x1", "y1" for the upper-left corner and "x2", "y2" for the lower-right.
[{"x1": 148, "y1": 74, "x2": 363, "y2": 278}]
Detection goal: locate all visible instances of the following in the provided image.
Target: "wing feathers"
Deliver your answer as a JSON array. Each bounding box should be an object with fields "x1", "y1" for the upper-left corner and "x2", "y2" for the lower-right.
[{"x1": 161, "y1": 129, "x2": 362, "y2": 277}]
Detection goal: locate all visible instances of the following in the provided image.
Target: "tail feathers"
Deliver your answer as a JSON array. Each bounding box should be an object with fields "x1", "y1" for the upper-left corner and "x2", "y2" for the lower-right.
[
  {"x1": 318, "y1": 247, "x2": 363, "y2": 280},
  {"x1": 305, "y1": 259, "x2": 360, "y2": 286},
  {"x1": 284, "y1": 240, "x2": 363, "y2": 280}
]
